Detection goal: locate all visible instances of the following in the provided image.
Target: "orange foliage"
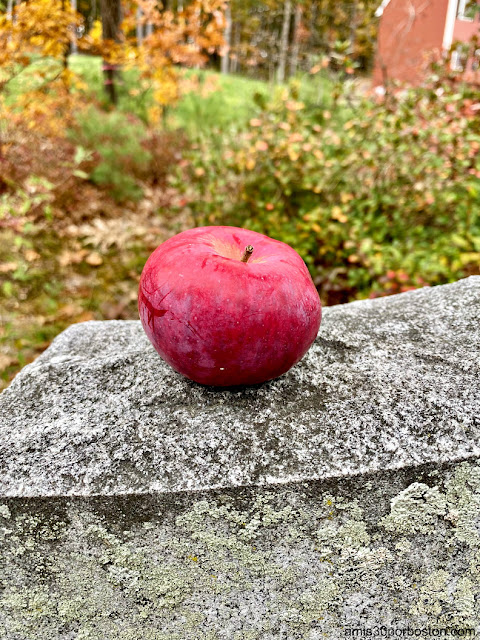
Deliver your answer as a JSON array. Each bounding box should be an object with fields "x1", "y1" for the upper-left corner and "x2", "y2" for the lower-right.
[
  {"x1": 120, "y1": 0, "x2": 226, "y2": 119},
  {"x1": 0, "y1": 0, "x2": 79, "y2": 72},
  {"x1": 0, "y1": 0, "x2": 226, "y2": 137}
]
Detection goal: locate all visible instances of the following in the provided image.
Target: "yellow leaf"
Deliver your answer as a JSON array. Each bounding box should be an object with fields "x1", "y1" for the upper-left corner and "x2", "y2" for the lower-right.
[
  {"x1": 459, "y1": 252, "x2": 480, "y2": 266},
  {"x1": 332, "y1": 206, "x2": 348, "y2": 223}
]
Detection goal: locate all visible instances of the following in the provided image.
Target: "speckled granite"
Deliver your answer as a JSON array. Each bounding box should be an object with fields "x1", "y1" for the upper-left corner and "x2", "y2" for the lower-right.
[
  {"x1": 1, "y1": 276, "x2": 480, "y2": 497},
  {"x1": 1, "y1": 277, "x2": 480, "y2": 638}
]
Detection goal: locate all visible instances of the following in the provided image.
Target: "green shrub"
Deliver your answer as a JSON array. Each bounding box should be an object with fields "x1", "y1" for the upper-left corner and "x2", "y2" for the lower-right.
[
  {"x1": 175, "y1": 77, "x2": 480, "y2": 304},
  {"x1": 69, "y1": 107, "x2": 152, "y2": 202}
]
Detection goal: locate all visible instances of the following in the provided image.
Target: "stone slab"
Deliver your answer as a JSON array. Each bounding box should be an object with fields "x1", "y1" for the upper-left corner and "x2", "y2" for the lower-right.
[
  {"x1": 1, "y1": 277, "x2": 480, "y2": 636},
  {"x1": 1, "y1": 277, "x2": 479, "y2": 498},
  {"x1": 1, "y1": 276, "x2": 480, "y2": 498}
]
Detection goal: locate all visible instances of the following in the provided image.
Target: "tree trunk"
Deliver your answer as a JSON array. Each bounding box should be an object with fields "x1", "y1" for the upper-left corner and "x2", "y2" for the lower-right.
[
  {"x1": 100, "y1": 0, "x2": 122, "y2": 104},
  {"x1": 231, "y1": 22, "x2": 240, "y2": 73},
  {"x1": 89, "y1": 0, "x2": 97, "y2": 30},
  {"x1": 308, "y1": 1, "x2": 317, "y2": 48},
  {"x1": 289, "y1": 3, "x2": 302, "y2": 77},
  {"x1": 6, "y1": 0, "x2": 13, "y2": 20},
  {"x1": 277, "y1": 0, "x2": 292, "y2": 83},
  {"x1": 350, "y1": 1, "x2": 357, "y2": 59},
  {"x1": 61, "y1": 0, "x2": 69, "y2": 74},
  {"x1": 136, "y1": 6, "x2": 143, "y2": 47},
  {"x1": 71, "y1": 0, "x2": 78, "y2": 55},
  {"x1": 221, "y1": 2, "x2": 232, "y2": 74}
]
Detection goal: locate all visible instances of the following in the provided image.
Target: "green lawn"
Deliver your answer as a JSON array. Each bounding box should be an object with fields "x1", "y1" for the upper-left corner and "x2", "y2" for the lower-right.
[
  {"x1": 167, "y1": 70, "x2": 270, "y2": 136},
  {"x1": 68, "y1": 54, "x2": 271, "y2": 133},
  {"x1": 5, "y1": 53, "x2": 336, "y2": 136},
  {"x1": 68, "y1": 54, "x2": 335, "y2": 136}
]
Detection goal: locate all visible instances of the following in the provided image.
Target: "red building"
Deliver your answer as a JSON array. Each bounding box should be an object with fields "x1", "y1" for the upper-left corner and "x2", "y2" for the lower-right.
[{"x1": 373, "y1": 0, "x2": 480, "y2": 86}]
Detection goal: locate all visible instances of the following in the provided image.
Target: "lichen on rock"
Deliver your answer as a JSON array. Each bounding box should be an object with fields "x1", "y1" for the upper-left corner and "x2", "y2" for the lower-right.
[{"x1": 380, "y1": 482, "x2": 447, "y2": 535}]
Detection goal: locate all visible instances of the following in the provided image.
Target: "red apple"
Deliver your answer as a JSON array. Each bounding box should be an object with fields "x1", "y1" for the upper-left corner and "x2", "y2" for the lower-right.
[{"x1": 138, "y1": 226, "x2": 321, "y2": 386}]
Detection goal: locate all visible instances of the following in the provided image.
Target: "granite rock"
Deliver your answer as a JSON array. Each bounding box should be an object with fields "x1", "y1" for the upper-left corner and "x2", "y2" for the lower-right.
[
  {"x1": 1, "y1": 276, "x2": 480, "y2": 638},
  {"x1": 0, "y1": 276, "x2": 479, "y2": 497}
]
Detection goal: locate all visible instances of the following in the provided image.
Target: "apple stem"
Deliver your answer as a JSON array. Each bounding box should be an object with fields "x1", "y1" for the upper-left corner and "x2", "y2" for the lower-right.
[{"x1": 241, "y1": 245, "x2": 254, "y2": 263}]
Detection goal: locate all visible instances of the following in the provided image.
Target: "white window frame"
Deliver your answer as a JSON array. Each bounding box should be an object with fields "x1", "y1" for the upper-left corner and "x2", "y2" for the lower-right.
[
  {"x1": 457, "y1": 0, "x2": 474, "y2": 21},
  {"x1": 451, "y1": 48, "x2": 462, "y2": 69}
]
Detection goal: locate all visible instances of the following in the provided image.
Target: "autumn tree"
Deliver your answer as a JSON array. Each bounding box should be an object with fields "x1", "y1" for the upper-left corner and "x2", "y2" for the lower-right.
[
  {"x1": 117, "y1": 0, "x2": 226, "y2": 118},
  {"x1": 0, "y1": 0, "x2": 226, "y2": 143},
  {"x1": 0, "y1": 0, "x2": 84, "y2": 151}
]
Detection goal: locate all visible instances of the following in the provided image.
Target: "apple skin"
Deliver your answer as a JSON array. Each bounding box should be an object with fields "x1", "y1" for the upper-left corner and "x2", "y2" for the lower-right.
[{"x1": 138, "y1": 226, "x2": 321, "y2": 387}]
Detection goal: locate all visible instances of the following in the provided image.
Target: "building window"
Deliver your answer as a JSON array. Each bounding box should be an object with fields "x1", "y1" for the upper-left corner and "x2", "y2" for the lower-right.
[
  {"x1": 451, "y1": 49, "x2": 461, "y2": 70},
  {"x1": 451, "y1": 45, "x2": 469, "y2": 70},
  {"x1": 471, "y1": 48, "x2": 480, "y2": 70},
  {"x1": 457, "y1": 0, "x2": 475, "y2": 21}
]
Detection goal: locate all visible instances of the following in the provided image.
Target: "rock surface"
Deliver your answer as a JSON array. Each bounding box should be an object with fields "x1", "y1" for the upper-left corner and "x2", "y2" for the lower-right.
[
  {"x1": 1, "y1": 276, "x2": 480, "y2": 498},
  {"x1": 1, "y1": 276, "x2": 480, "y2": 637}
]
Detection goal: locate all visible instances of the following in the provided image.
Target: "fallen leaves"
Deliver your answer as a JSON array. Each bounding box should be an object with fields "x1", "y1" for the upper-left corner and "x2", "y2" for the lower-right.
[
  {"x1": 24, "y1": 249, "x2": 41, "y2": 262},
  {"x1": 59, "y1": 247, "x2": 104, "y2": 268},
  {"x1": 70, "y1": 218, "x2": 153, "y2": 251},
  {"x1": 58, "y1": 249, "x2": 88, "y2": 267},
  {"x1": 0, "y1": 262, "x2": 18, "y2": 273},
  {"x1": 85, "y1": 252, "x2": 103, "y2": 266},
  {"x1": 56, "y1": 303, "x2": 85, "y2": 319},
  {"x1": 0, "y1": 354, "x2": 16, "y2": 370}
]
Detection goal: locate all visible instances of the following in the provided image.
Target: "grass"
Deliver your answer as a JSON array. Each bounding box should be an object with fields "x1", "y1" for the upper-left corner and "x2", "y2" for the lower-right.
[
  {"x1": 68, "y1": 54, "x2": 271, "y2": 133},
  {"x1": 67, "y1": 54, "x2": 336, "y2": 135},
  {"x1": 167, "y1": 70, "x2": 271, "y2": 135},
  {"x1": 5, "y1": 53, "x2": 337, "y2": 134}
]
